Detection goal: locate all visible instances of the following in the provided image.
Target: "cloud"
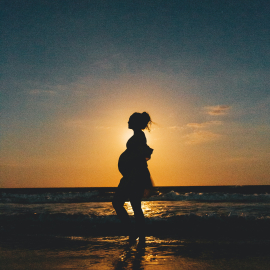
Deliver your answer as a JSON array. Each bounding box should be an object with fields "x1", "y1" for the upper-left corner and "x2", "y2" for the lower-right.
[
  {"x1": 184, "y1": 130, "x2": 221, "y2": 144},
  {"x1": 95, "y1": 126, "x2": 111, "y2": 130},
  {"x1": 168, "y1": 126, "x2": 183, "y2": 130},
  {"x1": 64, "y1": 119, "x2": 93, "y2": 130},
  {"x1": 92, "y1": 53, "x2": 127, "y2": 71},
  {"x1": 184, "y1": 120, "x2": 223, "y2": 144},
  {"x1": 168, "y1": 121, "x2": 222, "y2": 136},
  {"x1": 64, "y1": 119, "x2": 111, "y2": 130},
  {"x1": 28, "y1": 89, "x2": 57, "y2": 95},
  {"x1": 226, "y1": 157, "x2": 259, "y2": 163},
  {"x1": 205, "y1": 105, "x2": 230, "y2": 115},
  {"x1": 187, "y1": 121, "x2": 222, "y2": 128},
  {"x1": 93, "y1": 59, "x2": 114, "y2": 70}
]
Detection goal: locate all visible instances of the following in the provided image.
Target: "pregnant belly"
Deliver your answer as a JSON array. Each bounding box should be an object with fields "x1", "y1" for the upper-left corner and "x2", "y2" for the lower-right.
[
  {"x1": 118, "y1": 150, "x2": 132, "y2": 176},
  {"x1": 118, "y1": 150, "x2": 147, "y2": 177}
]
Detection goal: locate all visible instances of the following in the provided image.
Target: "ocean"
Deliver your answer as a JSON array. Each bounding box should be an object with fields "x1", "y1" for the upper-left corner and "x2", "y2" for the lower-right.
[{"x1": 1, "y1": 186, "x2": 270, "y2": 269}]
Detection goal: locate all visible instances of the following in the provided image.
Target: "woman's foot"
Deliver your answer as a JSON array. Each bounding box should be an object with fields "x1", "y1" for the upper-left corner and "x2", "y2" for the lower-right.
[
  {"x1": 128, "y1": 231, "x2": 139, "y2": 245},
  {"x1": 138, "y1": 235, "x2": 146, "y2": 247}
]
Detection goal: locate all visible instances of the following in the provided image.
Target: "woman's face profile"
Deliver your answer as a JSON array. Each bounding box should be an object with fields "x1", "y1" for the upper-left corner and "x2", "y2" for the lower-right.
[
  {"x1": 128, "y1": 116, "x2": 137, "y2": 130},
  {"x1": 128, "y1": 117, "x2": 133, "y2": 129}
]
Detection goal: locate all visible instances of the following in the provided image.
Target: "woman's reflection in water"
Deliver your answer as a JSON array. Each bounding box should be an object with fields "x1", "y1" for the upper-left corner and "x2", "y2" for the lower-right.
[{"x1": 113, "y1": 244, "x2": 146, "y2": 270}]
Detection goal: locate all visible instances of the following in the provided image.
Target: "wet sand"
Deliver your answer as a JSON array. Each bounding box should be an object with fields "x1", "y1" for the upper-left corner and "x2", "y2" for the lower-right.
[{"x1": 1, "y1": 235, "x2": 270, "y2": 269}]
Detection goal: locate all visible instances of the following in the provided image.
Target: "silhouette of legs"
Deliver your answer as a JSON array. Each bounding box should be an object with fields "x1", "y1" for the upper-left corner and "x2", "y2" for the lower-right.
[
  {"x1": 112, "y1": 182, "x2": 145, "y2": 244},
  {"x1": 130, "y1": 198, "x2": 145, "y2": 237},
  {"x1": 112, "y1": 195, "x2": 131, "y2": 229}
]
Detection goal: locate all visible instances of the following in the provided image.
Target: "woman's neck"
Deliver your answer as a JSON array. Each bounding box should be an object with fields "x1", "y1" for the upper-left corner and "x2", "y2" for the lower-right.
[{"x1": 133, "y1": 129, "x2": 142, "y2": 135}]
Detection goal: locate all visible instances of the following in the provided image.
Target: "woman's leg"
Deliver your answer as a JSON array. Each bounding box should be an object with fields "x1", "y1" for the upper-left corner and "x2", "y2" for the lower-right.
[
  {"x1": 130, "y1": 197, "x2": 145, "y2": 240},
  {"x1": 112, "y1": 184, "x2": 131, "y2": 229}
]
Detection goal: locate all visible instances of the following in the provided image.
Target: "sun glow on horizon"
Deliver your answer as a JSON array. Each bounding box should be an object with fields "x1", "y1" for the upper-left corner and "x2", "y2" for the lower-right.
[
  {"x1": 124, "y1": 201, "x2": 169, "y2": 218},
  {"x1": 121, "y1": 129, "x2": 133, "y2": 146},
  {"x1": 1, "y1": 74, "x2": 269, "y2": 188}
]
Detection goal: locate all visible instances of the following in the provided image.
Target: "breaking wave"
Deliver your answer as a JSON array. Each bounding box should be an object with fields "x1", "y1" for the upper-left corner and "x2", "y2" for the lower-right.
[
  {"x1": 1, "y1": 189, "x2": 270, "y2": 203},
  {"x1": 149, "y1": 190, "x2": 270, "y2": 202},
  {"x1": 1, "y1": 211, "x2": 270, "y2": 238}
]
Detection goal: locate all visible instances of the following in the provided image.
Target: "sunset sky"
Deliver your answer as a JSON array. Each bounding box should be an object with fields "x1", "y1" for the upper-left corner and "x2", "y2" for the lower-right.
[{"x1": 1, "y1": 0, "x2": 270, "y2": 188}]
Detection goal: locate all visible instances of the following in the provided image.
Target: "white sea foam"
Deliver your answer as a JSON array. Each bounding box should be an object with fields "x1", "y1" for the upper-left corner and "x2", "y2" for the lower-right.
[
  {"x1": 0, "y1": 191, "x2": 100, "y2": 204},
  {"x1": 149, "y1": 191, "x2": 270, "y2": 202},
  {"x1": 1, "y1": 189, "x2": 270, "y2": 204},
  {"x1": 1, "y1": 196, "x2": 270, "y2": 237}
]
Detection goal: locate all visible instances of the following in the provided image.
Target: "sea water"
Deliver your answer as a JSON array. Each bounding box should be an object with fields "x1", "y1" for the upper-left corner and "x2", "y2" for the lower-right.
[
  {"x1": 1, "y1": 186, "x2": 270, "y2": 269},
  {"x1": 1, "y1": 186, "x2": 270, "y2": 238}
]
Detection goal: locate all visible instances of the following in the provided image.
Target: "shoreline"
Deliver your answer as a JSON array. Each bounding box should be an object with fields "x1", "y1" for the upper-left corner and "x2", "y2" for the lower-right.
[
  {"x1": 1, "y1": 185, "x2": 270, "y2": 194},
  {"x1": 1, "y1": 235, "x2": 270, "y2": 270}
]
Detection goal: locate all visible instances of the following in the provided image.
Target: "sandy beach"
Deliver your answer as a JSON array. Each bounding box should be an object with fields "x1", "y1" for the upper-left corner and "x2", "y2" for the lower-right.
[
  {"x1": 1, "y1": 235, "x2": 270, "y2": 270},
  {"x1": 1, "y1": 189, "x2": 270, "y2": 269}
]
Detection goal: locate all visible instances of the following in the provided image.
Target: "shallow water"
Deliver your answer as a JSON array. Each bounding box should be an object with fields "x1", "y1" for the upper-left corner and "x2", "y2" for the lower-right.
[
  {"x1": 1, "y1": 200, "x2": 270, "y2": 218},
  {"x1": 1, "y1": 187, "x2": 270, "y2": 269},
  {"x1": 1, "y1": 235, "x2": 270, "y2": 269},
  {"x1": 1, "y1": 201, "x2": 270, "y2": 238}
]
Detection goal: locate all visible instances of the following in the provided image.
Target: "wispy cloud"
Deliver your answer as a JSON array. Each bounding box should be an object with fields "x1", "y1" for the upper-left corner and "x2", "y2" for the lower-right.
[
  {"x1": 92, "y1": 53, "x2": 128, "y2": 71},
  {"x1": 95, "y1": 126, "x2": 111, "y2": 130},
  {"x1": 28, "y1": 89, "x2": 57, "y2": 95},
  {"x1": 184, "y1": 130, "x2": 221, "y2": 144},
  {"x1": 184, "y1": 120, "x2": 223, "y2": 144},
  {"x1": 64, "y1": 119, "x2": 111, "y2": 130},
  {"x1": 64, "y1": 119, "x2": 93, "y2": 130},
  {"x1": 226, "y1": 157, "x2": 259, "y2": 163},
  {"x1": 205, "y1": 105, "x2": 230, "y2": 115},
  {"x1": 167, "y1": 126, "x2": 183, "y2": 130},
  {"x1": 187, "y1": 121, "x2": 222, "y2": 128}
]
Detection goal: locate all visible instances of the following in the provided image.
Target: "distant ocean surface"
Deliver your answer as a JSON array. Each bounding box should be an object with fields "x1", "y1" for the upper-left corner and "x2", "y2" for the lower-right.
[{"x1": 1, "y1": 186, "x2": 270, "y2": 239}]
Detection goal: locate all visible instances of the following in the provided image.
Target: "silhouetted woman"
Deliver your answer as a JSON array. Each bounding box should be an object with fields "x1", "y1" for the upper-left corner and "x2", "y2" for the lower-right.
[{"x1": 113, "y1": 112, "x2": 154, "y2": 244}]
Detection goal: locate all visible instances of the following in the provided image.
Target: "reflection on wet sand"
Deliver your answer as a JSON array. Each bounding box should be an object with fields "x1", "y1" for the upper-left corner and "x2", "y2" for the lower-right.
[
  {"x1": 1, "y1": 235, "x2": 270, "y2": 269},
  {"x1": 113, "y1": 244, "x2": 146, "y2": 270},
  {"x1": 124, "y1": 201, "x2": 164, "y2": 217}
]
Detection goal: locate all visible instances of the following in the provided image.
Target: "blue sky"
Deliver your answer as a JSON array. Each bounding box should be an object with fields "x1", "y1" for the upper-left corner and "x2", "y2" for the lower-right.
[{"x1": 1, "y1": 0, "x2": 270, "y2": 187}]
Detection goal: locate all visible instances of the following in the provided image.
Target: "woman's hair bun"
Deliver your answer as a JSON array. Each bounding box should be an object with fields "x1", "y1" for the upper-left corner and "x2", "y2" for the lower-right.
[
  {"x1": 129, "y1": 112, "x2": 153, "y2": 131},
  {"x1": 141, "y1": 112, "x2": 152, "y2": 131},
  {"x1": 141, "y1": 112, "x2": 150, "y2": 122}
]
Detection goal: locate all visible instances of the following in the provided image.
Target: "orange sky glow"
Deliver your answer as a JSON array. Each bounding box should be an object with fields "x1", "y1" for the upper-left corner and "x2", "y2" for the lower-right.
[
  {"x1": 1, "y1": 2, "x2": 270, "y2": 188},
  {"x1": 1, "y1": 74, "x2": 269, "y2": 188}
]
